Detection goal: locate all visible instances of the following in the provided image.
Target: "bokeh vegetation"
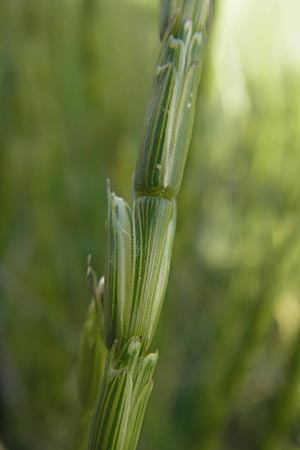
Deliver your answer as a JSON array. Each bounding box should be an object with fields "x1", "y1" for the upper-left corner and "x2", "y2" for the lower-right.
[{"x1": 1, "y1": 1, "x2": 300, "y2": 449}]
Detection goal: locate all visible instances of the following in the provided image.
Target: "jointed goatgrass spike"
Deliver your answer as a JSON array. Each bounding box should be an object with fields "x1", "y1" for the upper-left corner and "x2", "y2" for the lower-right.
[{"x1": 83, "y1": 1, "x2": 212, "y2": 449}]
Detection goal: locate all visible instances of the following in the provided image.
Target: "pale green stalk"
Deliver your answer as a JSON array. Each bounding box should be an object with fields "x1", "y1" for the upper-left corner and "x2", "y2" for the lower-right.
[{"x1": 78, "y1": 2, "x2": 212, "y2": 449}]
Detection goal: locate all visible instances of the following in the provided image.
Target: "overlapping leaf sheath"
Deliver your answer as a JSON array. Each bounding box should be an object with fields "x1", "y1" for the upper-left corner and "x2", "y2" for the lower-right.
[{"x1": 86, "y1": 2, "x2": 212, "y2": 449}]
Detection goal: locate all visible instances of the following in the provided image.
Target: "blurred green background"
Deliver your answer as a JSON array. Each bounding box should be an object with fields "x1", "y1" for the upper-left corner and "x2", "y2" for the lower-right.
[{"x1": 1, "y1": 0, "x2": 300, "y2": 449}]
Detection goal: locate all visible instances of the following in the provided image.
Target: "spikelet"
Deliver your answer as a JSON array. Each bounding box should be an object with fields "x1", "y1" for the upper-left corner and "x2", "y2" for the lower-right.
[
  {"x1": 103, "y1": 186, "x2": 176, "y2": 352},
  {"x1": 134, "y1": 2, "x2": 209, "y2": 198},
  {"x1": 88, "y1": 338, "x2": 158, "y2": 450}
]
